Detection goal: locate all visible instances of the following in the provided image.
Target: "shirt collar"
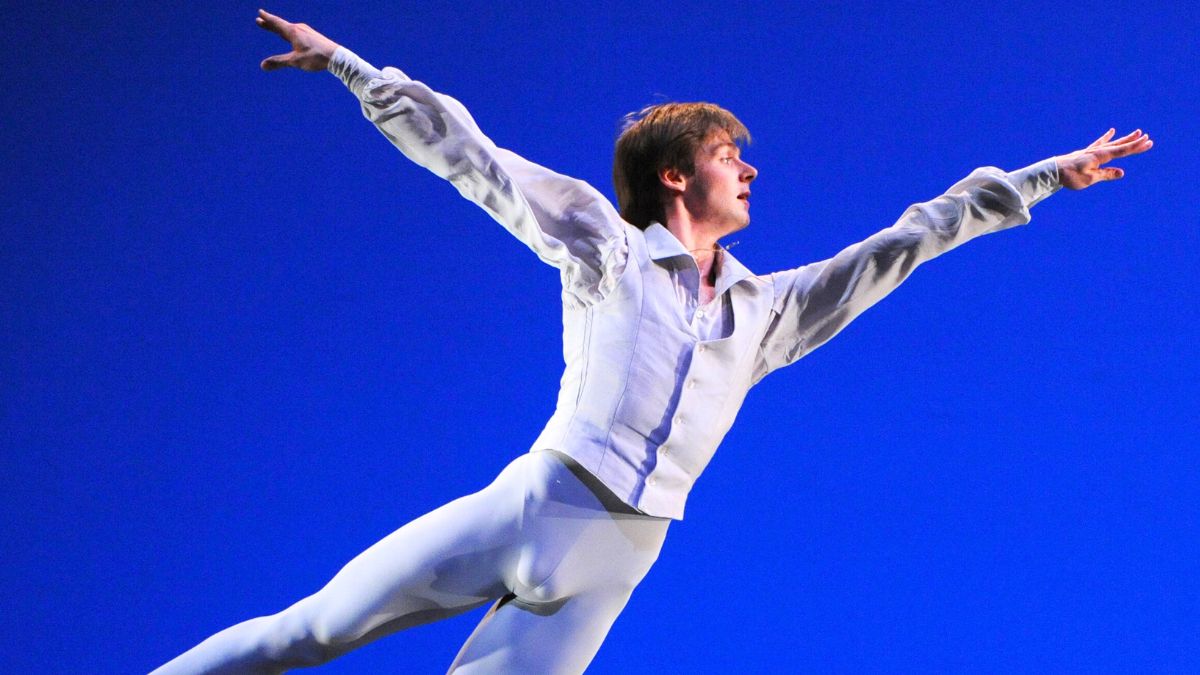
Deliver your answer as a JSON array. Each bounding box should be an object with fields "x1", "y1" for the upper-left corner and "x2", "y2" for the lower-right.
[{"x1": 644, "y1": 222, "x2": 754, "y2": 296}]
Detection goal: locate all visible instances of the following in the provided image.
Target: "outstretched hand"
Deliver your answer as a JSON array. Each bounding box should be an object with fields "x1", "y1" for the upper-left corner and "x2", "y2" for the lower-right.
[
  {"x1": 255, "y1": 9, "x2": 339, "y2": 72},
  {"x1": 1056, "y1": 129, "x2": 1153, "y2": 190}
]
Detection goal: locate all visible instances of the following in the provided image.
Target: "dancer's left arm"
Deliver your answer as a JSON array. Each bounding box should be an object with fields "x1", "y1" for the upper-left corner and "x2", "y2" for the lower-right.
[{"x1": 754, "y1": 130, "x2": 1153, "y2": 380}]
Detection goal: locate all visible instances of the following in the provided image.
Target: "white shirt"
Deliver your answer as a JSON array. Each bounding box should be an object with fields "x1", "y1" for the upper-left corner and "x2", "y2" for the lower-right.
[{"x1": 329, "y1": 47, "x2": 1061, "y2": 520}]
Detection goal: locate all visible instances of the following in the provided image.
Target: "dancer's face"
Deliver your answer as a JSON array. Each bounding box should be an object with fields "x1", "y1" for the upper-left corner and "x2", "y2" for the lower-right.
[{"x1": 680, "y1": 129, "x2": 757, "y2": 234}]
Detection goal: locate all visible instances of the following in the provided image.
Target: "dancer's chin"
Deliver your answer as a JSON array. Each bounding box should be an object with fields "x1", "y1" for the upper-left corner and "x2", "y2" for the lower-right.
[{"x1": 729, "y1": 217, "x2": 750, "y2": 234}]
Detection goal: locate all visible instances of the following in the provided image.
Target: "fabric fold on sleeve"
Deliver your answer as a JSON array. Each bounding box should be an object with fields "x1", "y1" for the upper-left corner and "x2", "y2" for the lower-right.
[
  {"x1": 326, "y1": 46, "x2": 629, "y2": 304},
  {"x1": 328, "y1": 46, "x2": 386, "y2": 97}
]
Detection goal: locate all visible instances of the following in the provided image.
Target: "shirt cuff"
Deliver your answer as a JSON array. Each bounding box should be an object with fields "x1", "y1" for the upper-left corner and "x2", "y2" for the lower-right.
[
  {"x1": 1006, "y1": 158, "x2": 1061, "y2": 208},
  {"x1": 328, "y1": 46, "x2": 385, "y2": 97}
]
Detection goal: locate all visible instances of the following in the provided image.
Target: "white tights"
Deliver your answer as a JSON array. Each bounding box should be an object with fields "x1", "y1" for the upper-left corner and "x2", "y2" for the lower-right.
[{"x1": 152, "y1": 450, "x2": 672, "y2": 674}]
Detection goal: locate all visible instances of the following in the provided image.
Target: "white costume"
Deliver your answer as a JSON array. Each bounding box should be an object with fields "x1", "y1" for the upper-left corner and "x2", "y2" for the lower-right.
[{"x1": 154, "y1": 46, "x2": 1061, "y2": 673}]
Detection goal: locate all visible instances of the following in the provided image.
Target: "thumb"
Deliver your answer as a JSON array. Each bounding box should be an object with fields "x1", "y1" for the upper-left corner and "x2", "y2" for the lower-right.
[
  {"x1": 261, "y1": 53, "x2": 292, "y2": 71},
  {"x1": 1102, "y1": 166, "x2": 1125, "y2": 181}
]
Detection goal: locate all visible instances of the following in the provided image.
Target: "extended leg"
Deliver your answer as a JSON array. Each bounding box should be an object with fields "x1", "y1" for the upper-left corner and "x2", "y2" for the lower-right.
[{"x1": 152, "y1": 458, "x2": 532, "y2": 675}]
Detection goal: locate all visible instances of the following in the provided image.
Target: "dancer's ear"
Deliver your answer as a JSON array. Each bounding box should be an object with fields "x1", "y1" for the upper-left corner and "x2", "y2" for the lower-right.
[{"x1": 658, "y1": 165, "x2": 688, "y2": 195}]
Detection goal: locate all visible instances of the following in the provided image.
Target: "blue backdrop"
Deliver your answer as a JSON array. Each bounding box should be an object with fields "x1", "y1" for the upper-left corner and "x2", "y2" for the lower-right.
[{"x1": 3, "y1": 1, "x2": 1196, "y2": 672}]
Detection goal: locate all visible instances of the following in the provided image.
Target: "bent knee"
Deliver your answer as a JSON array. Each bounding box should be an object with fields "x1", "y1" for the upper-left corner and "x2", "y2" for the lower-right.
[{"x1": 252, "y1": 605, "x2": 354, "y2": 668}]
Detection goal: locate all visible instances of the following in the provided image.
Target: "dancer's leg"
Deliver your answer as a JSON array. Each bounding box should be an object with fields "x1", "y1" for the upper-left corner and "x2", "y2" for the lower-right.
[
  {"x1": 153, "y1": 457, "x2": 534, "y2": 675},
  {"x1": 448, "y1": 451, "x2": 671, "y2": 674},
  {"x1": 449, "y1": 589, "x2": 640, "y2": 674}
]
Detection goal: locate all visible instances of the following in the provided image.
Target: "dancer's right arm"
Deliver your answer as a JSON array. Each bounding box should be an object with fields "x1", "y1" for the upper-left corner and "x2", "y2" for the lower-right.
[{"x1": 255, "y1": 10, "x2": 628, "y2": 302}]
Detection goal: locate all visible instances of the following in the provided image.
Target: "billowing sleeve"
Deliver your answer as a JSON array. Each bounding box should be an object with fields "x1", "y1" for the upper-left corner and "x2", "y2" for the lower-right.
[
  {"x1": 328, "y1": 47, "x2": 627, "y2": 303},
  {"x1": 754, "y1": 159, "x2": 1061, "y2": 380}
]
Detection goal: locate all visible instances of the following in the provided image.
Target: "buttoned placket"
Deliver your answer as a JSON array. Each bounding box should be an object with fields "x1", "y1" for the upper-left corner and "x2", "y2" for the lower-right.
[
  {"x1": 645, "y1": 336, "x2": 714, "y2": 489},
  {"x1": 644, "y1": 251, "x2": 716, "y2": 494}
]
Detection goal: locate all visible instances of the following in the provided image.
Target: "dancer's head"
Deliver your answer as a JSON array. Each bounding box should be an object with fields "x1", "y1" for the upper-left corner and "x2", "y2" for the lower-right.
[{"x1": 613, "y1": 102, "x2": 752, "y2": 231}]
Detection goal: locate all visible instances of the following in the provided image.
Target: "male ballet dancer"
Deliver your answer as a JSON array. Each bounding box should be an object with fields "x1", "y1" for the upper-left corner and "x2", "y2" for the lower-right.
[{"x1": 154, "y1": 9, "x2": 1152, "y2": 674}]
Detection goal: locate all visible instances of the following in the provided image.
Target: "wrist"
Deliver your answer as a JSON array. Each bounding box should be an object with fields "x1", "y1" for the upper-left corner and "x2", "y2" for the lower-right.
[
  {"x1": 1007, "y1": 158, "x2": 1062, "y2": 206},
  {"x1": 317, "y1": 38, "x2": 340, "y2": 64}
]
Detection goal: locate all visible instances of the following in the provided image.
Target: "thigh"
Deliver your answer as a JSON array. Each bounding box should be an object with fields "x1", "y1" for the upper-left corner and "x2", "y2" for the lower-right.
[
  {"x1": 293, "y1": 455, "x2": 536, "y2": 646},
  {"x1": 447, "y1": 589, "x2": 637, "y2": 674}
]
